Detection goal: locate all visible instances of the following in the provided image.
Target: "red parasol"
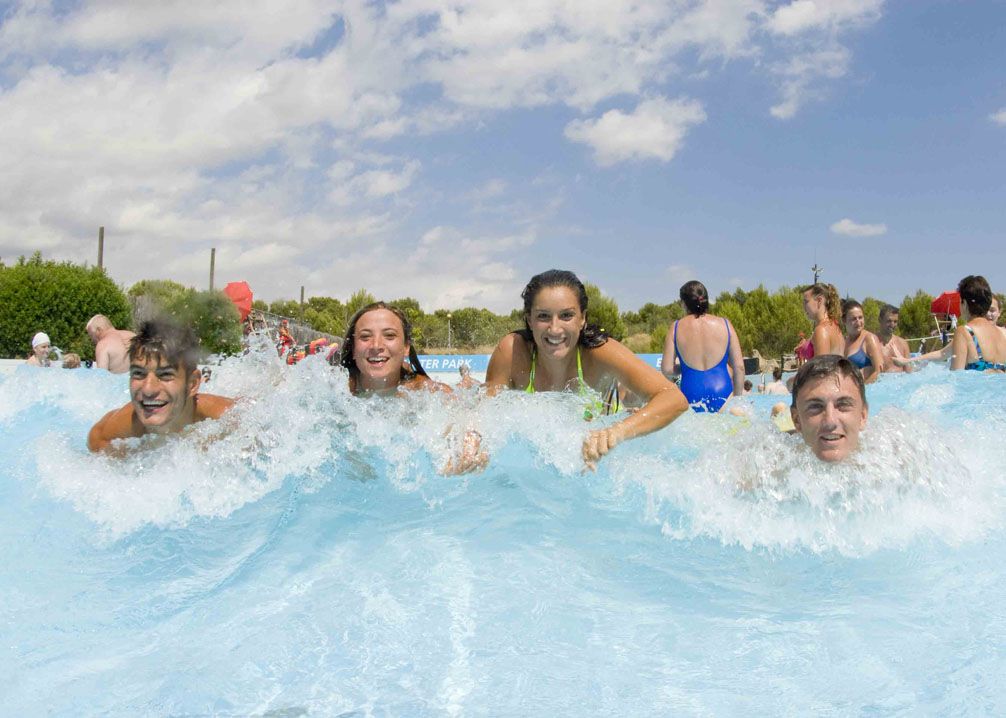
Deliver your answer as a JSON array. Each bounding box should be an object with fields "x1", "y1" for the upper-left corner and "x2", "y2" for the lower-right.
[
  {"x1": 223, "y1": 281, "x2": 254, "y2": 322},
  {"x1": 930, "y1": 291, "x2": 960, "y2": 317}
]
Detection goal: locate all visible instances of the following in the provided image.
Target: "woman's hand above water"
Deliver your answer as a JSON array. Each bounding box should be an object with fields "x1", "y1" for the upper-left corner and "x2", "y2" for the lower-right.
[{"x1": 441, "y1": 429, "x2": 489, "y2": 476}]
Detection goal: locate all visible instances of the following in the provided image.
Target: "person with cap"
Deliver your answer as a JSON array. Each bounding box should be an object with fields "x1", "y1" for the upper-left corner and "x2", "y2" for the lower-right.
[{"x1": 27, "y1": 332, "x2": 53, "y2": 367}]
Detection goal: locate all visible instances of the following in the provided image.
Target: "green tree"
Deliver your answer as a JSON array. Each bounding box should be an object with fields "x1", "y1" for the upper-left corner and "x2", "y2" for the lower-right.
[
  {"x1": 0, "y1": 252, "x2": 131, "y2": 360},
  {"x1": 898, "y1": 290, "x2": 936, "y2": 351},
  {"x1": 346, "y1": 289, "x2": 377, "y2": 318},
  {"x1": 130, "y1": 279, "x2": 242, "y2": 356},
  {"x1": 584, "y1": 283, "x2": 626, "y2": 340}
]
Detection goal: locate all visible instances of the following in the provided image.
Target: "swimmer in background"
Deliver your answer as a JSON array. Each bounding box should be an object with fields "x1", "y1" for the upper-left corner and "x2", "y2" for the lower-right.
[
  {"x1": 800, "y1": 283, "x2": 845, "y2": 358},
  {"x1": 88, "y1": 320, "x2": 235, "y2": 452},
  {"x1": 457, "y1": 363, "x2": 478, "y2": 390},
  {"x1": 61, "y1": 353, "x2": 81, "y2": 369},
  {"x1": 787, "y1": 355, "x2": 869, "y2": 462},
  {"x1": 486, "y1": 269, "x2": 689, "y2": 470},
  {"x1": 662, "y1": 280, "x2": 745, "y2": 413},
  {"x1": 26, "y1": 332, "x2": 53, "y2": 367},
  {"x1": 762, "y1": 367, "x2": 789, "y2": 395},
  {"x1": 988, "y1": 296, "x2": 1006, "y2": 341},
  {"x1": 339, "y1": 302, "x2": 486, "y2": 474},
  {"x1": 86, "y1": 315, "x2": 135, "y2": 374},
  {"x1": 949, "y1": 275, "x2": 1006, "y2": 372},
  {"x1": 793, "y1": 331, "x2": 812, "y2": 367},
  {"x1": 841, "y1": 299, "x2": 885, "y2": 383},
  {"x1": 876, "y1": 304, "x2": 913, "y2": 373}
]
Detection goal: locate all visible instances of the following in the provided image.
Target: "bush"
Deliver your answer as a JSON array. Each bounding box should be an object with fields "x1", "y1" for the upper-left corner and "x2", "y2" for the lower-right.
[{"x1": 0, "y1": 253, "x2": 131, "y2": 360}]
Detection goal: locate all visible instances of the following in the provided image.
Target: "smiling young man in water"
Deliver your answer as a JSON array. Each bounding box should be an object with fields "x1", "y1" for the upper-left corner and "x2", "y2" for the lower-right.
[
  {"x1": 789, "y1": 355, "x2": 869, "y2": 462},
  {"x1": 87, "y1": 320, "x2": 234, "y2": 452}
]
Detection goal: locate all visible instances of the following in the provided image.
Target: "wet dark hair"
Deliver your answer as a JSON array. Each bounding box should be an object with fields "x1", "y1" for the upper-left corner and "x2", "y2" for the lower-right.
[
  {"x1": 339, "y1": 302, "x2": 428, "y2": 392},
  {"x1": 879, "y1": 304, "x2": 899, "y2": 322},
  {"x1": 128, "y1": 319, "x2": 201, "y2": 376},
  {"x1": 841, "y1": 298, "x2": 863, "y2": 321},
  {"x1": 514, "y1": 269, "x2": 608, "y2": 349},
  {"x1": 958, "y1": 275, "x2": 993, "y2": 317},
  {"x1": 680, "y1": 280, "x2": 709, "y2": 317},
  {"x1": 801, "y1": 283, "x2": 842, "y2": 323},
  {"x1": 791, "y1": 355, "x2": 867, "y2": 409},
  {"x1": 773, "y1": 367, "x2": 783, "y2": 381}
]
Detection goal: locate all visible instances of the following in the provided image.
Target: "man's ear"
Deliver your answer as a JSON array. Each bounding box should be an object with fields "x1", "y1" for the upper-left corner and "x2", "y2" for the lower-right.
[
  {"x1": 790, "y1": 405, "x2": 801, "y2": 432},
  {"x1": 187, "y1": 368, "x2": 202, "y2": 397},
  {"x1": 860, "y1": 404, "x2": 869, "y2": 430}
]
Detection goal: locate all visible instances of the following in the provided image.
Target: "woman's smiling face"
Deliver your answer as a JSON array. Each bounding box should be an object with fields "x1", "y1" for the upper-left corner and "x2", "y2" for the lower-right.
[
  {"x1": 353, "y1": 308, "x2": 410, "y2": 390},
  {"x1": 527, "y1": 285, "x2": 586, "y2": 360}
]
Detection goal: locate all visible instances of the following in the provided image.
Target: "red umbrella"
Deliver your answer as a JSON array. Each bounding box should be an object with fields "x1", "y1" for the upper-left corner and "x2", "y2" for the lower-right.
[
  {"x1": 223, "y1": 281, "x2": 254, "y2": 322},
  {"x1": 930, "y1": 291, "x2": 960, "y2": 317}
]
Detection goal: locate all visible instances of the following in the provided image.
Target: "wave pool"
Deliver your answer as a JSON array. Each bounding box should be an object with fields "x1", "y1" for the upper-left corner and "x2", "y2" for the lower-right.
[{"x1": 2, "y1": 351, "x2": 1004, "y2": 716}]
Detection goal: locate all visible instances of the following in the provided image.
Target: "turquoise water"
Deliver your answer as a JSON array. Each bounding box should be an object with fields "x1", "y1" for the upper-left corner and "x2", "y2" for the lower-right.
[{"x1": 1, "y1": 352, "x2": 1004, "y2": 716}]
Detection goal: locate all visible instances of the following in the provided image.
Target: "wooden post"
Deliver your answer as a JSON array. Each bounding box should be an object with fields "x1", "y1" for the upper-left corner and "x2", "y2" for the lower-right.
[
  {"x1": 300, "y1": 286, "x2": 305, "y2": 323},
  {"x1": 209, "y1": 248, "x2": 216, "y2": 291},
  {"x1": 97, "y1": 226, "x2": 104, "y2": 269}
]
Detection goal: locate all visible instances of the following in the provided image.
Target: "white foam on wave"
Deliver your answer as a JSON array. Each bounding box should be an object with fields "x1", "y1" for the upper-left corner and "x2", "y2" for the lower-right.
[{"x1": 13, "y1": 348, "x2": 1006, "y2": 554}]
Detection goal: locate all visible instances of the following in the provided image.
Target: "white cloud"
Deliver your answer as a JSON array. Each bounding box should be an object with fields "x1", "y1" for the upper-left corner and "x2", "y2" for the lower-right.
[
  {"x1": 0, "y1": 1, "x2": 884, "y2": 305},
  {"x1": 830, "y1": 218, "x2": 888, "y2": 237},
  {"x1": 768, "y1": 0, "x2": 883, "y2": 36},
  {"x1": 991, "y1": 108, "x2": 1006, "y2": 126},
  {"x1": 666, "y1": 264, "x2": 697, "y2": 286},
  {"x1": 564, "y1": 97, "x2": 707, "y2": 166}
]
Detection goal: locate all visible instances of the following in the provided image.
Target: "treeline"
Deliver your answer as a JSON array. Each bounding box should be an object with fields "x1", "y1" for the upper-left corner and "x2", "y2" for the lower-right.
[
  {"x1": 260, "y1": 284, "x2": 949, "y2": 357},
  {"x1": 1, "y1": 252, "x2": 978, "y2": 360}
]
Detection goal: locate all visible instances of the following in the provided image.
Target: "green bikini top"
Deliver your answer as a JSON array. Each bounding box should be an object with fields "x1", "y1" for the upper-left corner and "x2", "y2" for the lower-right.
[{"x1": 525, "y1": 345, "x2": 620, "y2": 419}]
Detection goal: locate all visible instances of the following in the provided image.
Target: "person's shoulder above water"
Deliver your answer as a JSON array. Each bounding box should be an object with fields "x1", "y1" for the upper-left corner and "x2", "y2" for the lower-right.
[
  {"x1": 87, "y1": 314, "x2": 136, "y2": 374},
  {"x1": 87, "y1": 319, "x2": 235, "y2": 453}
]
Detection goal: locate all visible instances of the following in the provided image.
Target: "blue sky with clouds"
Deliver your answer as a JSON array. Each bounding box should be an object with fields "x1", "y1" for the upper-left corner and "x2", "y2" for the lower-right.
[{"x1": 1, "y1": 0, "x2": 1003, "y2": 313}]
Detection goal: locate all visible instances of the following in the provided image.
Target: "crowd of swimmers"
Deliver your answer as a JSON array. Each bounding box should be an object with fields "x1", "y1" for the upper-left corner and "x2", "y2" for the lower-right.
[{"x1": 18, "y1": 270, "x2": 1006, "y2": 470}]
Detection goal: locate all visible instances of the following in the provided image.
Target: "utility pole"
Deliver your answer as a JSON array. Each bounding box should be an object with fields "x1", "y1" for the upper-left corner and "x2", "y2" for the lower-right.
[
  {"x1": 97, "y1": 226, "x2": 104, "y2": 269},
  {"x1": 447, "y1": 312, "x2": 452, "y2": 350},
  {"x1": 209, "y1": 248, "x2": 216, "y2": 291},
  {"x1": 300, "y1": 286, "x2": 305, "y2": 324}
]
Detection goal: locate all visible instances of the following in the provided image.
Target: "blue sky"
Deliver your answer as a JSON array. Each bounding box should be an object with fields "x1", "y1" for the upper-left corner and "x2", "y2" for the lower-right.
[{"x1": 0, "y1": 0, "x2": 1003, "y2": 313}]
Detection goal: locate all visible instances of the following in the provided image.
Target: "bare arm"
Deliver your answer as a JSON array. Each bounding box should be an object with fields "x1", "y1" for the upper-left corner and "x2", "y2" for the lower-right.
[
  {"x1": 949, "y1": 327, "x2": 971, "y2": 371},
  {"x1": 660, "y1": 321, "x2": 678, "y2": 378},
  {"x1": 87, "y1": 405, "x2": 138, "y2": 452},
  {"x1": 582, "y1": 340, "x2": 689, "y2": 469},
  {"x1": 194, "y1": 394, "x2": 236, "y2": 420},
  {"x1": 727, "y1": 320, "x2": 745, "y2": 396},
  {"x1": 863, "y1": 334, "x2": 886, "y2": 383},
  {"x1": 485, "y1": 334, "x2": 519, "y2": 397},
  {"x1": 94, "y1": 340, "x2": 111, "y2": 370}
]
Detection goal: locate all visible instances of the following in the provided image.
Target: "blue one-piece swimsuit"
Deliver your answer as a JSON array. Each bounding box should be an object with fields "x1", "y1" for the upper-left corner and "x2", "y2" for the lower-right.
[{"x1": 674, "y1": 318, "x2": 733, "y2": 413}]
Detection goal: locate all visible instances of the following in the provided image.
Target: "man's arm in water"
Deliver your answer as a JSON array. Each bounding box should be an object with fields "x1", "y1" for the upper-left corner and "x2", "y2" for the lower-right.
[{"x1": 87, "y1": 405, "x2": 140, "y2": 452}]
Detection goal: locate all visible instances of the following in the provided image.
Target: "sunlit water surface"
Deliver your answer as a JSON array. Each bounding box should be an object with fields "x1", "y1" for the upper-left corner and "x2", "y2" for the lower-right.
[{"x1": 1, "y1": 350, "x2": 1004, "y2": 716}]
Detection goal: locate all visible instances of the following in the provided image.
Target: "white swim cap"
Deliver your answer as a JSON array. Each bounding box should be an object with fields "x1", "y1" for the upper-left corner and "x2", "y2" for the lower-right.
[{"x1": 31, "y1": 332, "x2": 51, "y2": 348}]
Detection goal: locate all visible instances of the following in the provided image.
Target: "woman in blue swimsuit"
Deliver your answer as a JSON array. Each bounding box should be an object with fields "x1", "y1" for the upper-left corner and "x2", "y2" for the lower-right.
[
  {"x1": 661, "y1": 280, "x2": 745, "y2": 412},
  {"x1": 486, "y1": 270, "x2": 689, "y2": 469},
  {"x1": 841, "y1": 299, "x2": 885, "y2": 383},
  {"x1": 950, "y1": 275, "x2": 1006, "y2": 372}
]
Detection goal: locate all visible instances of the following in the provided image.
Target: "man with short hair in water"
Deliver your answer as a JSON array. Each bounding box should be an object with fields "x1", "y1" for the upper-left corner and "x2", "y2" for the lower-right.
[
  {"x1": 86, "y1": 315, "x2": 135, "y2": 374},
  {"x1": 789, "y1": 355, "x2": 868, "y2": 462},
  {"x1": 88, "y1": 320, "x2": 234, "y2": 452},
  {"x1": 877, "y1": 304, "x2": 912, "y2": 373}
]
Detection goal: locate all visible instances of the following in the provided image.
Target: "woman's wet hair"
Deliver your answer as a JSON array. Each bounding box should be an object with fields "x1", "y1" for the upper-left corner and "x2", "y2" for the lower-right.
[
  {"x1": 790, "y1": 354, "x2": 867, "y2": 409},
  {"x1": 339, "y1": 302, "x2": 428, "y2": 388},
  {"x1": 801, "y1": 283, "x2": 842, "y2": 323},
  {"x1": 128, "y1": 319, "x2": 201, "y2": 375},
  {"x1": 772, "y1": 367, "x2": 783, "y2": 381},
  {"x1": 958, "y1": 275, "x2": 993, "y2": 317},
  {"x1": 841, "y1": 298, "x2": 863, "y2": 321},
  {"x1": 679, "y1": 280, "x2": 710, "y2": 317},
  {"x1": 515, "y1": 269, "x2": 608, "y2": 349}
]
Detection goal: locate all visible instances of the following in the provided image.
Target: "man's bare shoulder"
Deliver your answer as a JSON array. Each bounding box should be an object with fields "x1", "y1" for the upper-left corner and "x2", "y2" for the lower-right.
[
  {"x1": 88, "y1": 404, "x2": 139, "y2": 452},
  {"x1": 194, "y1": 394, "x2": 236, "y2": 421}
]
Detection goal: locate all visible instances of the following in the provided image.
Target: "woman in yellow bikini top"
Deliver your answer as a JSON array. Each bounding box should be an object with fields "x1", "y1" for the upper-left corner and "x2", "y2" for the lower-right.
[{"x1": 486, "y1": 269, "x2": 689, "y2": 469}]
